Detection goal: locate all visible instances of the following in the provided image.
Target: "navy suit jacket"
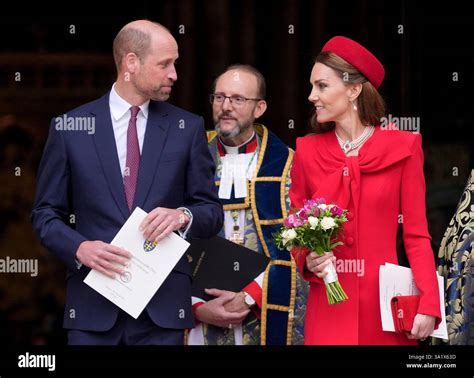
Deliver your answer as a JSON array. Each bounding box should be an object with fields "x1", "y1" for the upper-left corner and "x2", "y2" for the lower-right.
[{"x1": 31, "y1": 92, "x2": 223, "y2": 332}]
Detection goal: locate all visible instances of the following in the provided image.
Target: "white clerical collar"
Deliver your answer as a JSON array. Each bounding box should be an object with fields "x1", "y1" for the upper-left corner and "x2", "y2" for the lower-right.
[{"x1": 219, "y1": 131, "x2": 256, "y2": 155}]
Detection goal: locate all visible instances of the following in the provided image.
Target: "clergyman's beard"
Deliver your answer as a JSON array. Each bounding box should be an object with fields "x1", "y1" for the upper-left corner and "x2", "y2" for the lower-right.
[{"x1": 215, "y1": 115, "x2": 253, "y2": 138}]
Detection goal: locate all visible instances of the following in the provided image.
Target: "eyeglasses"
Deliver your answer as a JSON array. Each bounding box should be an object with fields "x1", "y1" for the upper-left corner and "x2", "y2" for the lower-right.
[{"x1": 210, "y1": 93, "x2": 262, "y2": 108}]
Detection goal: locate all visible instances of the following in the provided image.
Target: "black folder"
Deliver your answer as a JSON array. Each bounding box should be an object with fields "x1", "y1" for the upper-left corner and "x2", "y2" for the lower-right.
[{"x1": 186, "y1": 235, "x2": 270, "y2": 301}]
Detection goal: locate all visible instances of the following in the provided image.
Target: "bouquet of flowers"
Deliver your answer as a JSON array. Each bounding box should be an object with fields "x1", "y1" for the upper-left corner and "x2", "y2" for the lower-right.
[{"x1": 274, "y1": 198, "x2": 349, "y2": 305}]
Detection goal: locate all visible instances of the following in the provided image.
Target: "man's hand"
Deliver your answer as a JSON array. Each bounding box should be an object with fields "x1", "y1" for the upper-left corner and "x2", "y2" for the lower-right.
[
  {"x1": 76, "y1": 240, "x2": 131, "y2": 278},
  {"x1": 223, "y1": 291, "x2": 250, "y2": 313},
  {"x1": 195, "y1": 288, "x2": 250, "y2": 328},
  {"x1": 139, "y1": 207, "x2": 190, "y2": 243}
]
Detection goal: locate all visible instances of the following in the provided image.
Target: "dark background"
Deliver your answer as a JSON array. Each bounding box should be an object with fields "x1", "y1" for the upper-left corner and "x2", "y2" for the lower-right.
[{"x1": 0, "y1": 0, "x2": 472, "y2": 346}]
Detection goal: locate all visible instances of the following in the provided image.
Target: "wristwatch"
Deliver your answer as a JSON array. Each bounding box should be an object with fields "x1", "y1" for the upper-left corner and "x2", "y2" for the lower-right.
[
  {"x1": 177, "y1": 207, "x2": 192, "y2": 230},
  {"x1": 242, "y1": 291, "x2": 256, "y2": 309}
]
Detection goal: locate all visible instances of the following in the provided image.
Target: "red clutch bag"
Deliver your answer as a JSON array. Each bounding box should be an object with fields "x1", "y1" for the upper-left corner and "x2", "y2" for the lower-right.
[{"x1": 390, "y1": 295, "x2": 420, "y2": 333}]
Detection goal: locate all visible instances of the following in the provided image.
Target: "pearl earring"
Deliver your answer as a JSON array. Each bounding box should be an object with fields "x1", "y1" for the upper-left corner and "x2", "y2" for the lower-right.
[{"x1": 352, "y1": 101, "x2": 357, "y2": 111}]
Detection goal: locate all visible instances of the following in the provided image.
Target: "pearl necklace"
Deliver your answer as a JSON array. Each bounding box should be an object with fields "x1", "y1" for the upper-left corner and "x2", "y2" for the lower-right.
[{"x1": 335, "y1": 126, "x2": 375, "y2": 155}]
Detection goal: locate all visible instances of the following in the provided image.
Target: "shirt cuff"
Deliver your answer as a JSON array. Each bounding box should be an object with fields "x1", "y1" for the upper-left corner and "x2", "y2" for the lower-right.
[
  {"x1": 243, "y1": 280, "x2": 263, "y2": 309},
  {"x1": 75, "y1": 258, "x2": 82, "y2": 270},
  {"x1": 177, "y1": 207, "x2": 193, "y2": 239},
  {"x1": 192, "y1": 296, "x2": 205, "y2": 325}
]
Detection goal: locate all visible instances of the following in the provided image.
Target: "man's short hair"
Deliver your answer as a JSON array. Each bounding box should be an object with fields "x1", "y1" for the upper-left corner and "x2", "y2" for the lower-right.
[
  {"x1": 113, "y1": 28, "x2": 151, "y2": 70},
  {"x1": 213, "y1": 64, "x2": 266, "y2": 99},
  {"x1": 112, "y1": 21, "x2": 170, "y2": 70}
]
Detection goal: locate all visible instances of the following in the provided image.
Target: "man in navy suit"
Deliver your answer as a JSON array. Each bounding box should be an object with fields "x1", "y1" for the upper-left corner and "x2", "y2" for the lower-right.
[{"x1": 31, "y1": 20, "x2": 223, "y2": 345}]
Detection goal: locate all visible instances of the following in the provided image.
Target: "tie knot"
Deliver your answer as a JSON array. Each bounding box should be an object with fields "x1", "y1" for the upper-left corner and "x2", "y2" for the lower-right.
[{"x1": 130, "y1": 106, "x2": 140, "y2": 119}]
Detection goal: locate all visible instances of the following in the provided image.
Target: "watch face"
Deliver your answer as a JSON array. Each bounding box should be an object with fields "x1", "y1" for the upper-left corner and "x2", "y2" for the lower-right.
[{"x1": 245, "y1": 294, "x2": 255, "y2": 306}]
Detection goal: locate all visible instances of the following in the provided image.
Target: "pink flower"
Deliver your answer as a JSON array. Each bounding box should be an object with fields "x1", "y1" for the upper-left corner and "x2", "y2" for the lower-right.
[
  {"x1": 330, "y1": 206, "x2": 343, "y2": 216},
  {"x1": 303, "y1": 199, "x2": 317, "y2": 212},
  {"x1": 285, "y1": 214, "x2": 297, "y2": 228},
  {"x1": 293, "y1": 218, "x2": 304, "y2": 227},
  {"x1": 311, "y1": 207, "x2": 320, "y2": 217},
  {"x1": 298, "y1": 209, "x2": 308, "y2": 221},
  {"x1": 315, "y1": 197, "x2": 326, "y2": 205},
  {"x1": 283, "y1": 217, "x2": 293, "y2": 228}
]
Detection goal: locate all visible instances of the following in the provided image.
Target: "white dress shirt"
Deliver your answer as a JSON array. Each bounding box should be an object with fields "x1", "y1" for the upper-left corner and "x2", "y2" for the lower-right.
[{"x1": 109, "y1": 83, "x2": 150, "y2": 178}]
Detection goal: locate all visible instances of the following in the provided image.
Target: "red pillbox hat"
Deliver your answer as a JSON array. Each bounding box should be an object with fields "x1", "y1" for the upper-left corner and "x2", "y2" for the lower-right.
[{"x1": 322, "y1": 36, "x2": 385, "y2": 89}]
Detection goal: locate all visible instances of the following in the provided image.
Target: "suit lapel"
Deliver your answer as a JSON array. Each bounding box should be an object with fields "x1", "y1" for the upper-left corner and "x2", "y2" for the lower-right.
[
  {"x1": 134, "y1": 101, "x2": 170, "y2": 210},
  {"x1": 91, "y1": 93, "x2": 130, "y2": 220}
]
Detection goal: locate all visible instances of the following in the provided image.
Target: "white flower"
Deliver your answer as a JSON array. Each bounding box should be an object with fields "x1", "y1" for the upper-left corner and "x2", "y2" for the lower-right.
[
  {"x1": 318, "y1": 204, "x2": 327, "y2": 210},
  {"x1": 320, "y1": 217, "x2": 336, "y2": 231},
  {"x1": 308, "y1": 216, "x2": 319, "y2": 229},
  {"x1": 282, "y1": 229, "x2": 297, "y2": 246},
  {"x1": 282, "y1": 229, "x2": 297, "y2": 240}
]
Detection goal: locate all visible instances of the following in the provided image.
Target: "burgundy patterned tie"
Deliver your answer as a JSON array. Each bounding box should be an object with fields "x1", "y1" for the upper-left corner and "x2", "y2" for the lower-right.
[{"x1": 124, "y1": 106, "x2": 140, "y2": 211}]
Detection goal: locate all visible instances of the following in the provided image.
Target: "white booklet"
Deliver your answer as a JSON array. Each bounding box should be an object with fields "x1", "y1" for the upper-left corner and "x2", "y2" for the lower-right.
[
  {"x1": 379, "y1": 263, "x2": 448, "y2": 340},
  {"x1": 84, "y1": 207, "x2": 190, "y2": 319}
]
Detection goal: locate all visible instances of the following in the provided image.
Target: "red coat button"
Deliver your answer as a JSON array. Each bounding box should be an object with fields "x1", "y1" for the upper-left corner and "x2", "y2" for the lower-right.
[
  {"x1": 347, "y1": 212, "x2": 354, "y2": 221},
  {"x1": 346, "y1": 237, "x2": 354, "y2": 246}
]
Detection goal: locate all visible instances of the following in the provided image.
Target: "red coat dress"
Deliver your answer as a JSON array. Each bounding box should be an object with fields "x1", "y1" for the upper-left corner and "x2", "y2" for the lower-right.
[{"x1": 289, "y1": 127, "x2": 441, "y2": 345}]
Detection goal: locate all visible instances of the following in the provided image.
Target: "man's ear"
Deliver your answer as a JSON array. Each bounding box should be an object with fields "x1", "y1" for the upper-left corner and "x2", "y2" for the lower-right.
[
  {"x1": 254, "y1": 100, "x2": 267, "y2": 119},
  {"x1": 124, "y1": 52, "x2": 140, "y2": 74}
]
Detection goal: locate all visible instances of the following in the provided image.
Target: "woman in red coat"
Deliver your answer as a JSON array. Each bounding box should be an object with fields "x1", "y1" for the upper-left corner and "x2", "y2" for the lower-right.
[{"x1": 289, "y1": 36, "x2": 441, "y2": 345}]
